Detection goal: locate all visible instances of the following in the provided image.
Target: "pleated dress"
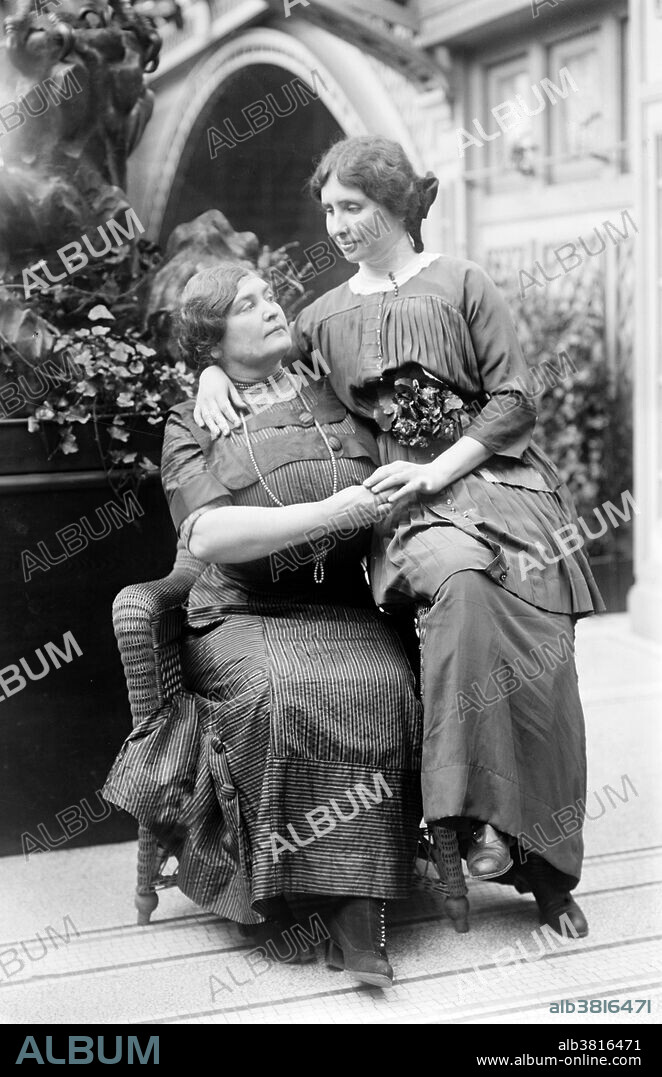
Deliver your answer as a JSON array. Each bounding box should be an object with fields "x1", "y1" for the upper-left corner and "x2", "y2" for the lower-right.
[
  {"x1": 290, "y1": 253, "x2": 605, "y2": 887},
  {"x1": 103, "y1": 378, "x2": 423, "y2": 923}
]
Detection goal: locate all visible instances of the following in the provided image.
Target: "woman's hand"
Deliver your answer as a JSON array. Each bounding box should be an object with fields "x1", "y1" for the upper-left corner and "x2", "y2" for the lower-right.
[
  {"x1": 325, "y1": 484, "x2": 394, "y2": 529},
  {"x1": 193, "y1": 366, "x2": 247, "y2": 438},
  {"x1": 363, "y1": 460, "x2": 450, "y2": 503}
]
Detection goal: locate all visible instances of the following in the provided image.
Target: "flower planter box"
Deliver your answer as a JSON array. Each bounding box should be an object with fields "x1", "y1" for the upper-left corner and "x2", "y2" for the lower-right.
[
  {"x1": 0, "y1": 441, "x2": 176, "y2": 856},
  {"x1": 0, "y1": 416, "x2": 164, "y2": 475}
]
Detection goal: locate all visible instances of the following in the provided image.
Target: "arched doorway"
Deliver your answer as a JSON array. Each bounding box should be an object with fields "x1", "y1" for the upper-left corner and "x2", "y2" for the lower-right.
[
  {"x1": 159, "y1": 64, "x2": 349, "y2": 295},
  {"x1": 143, "y1": 26, "x2": 424, "y2": 299}
]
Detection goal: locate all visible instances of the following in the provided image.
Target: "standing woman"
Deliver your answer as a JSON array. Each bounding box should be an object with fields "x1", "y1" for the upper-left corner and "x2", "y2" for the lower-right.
[{"x1": 195, "y1": 137, "x2": 605, "y2": 937}]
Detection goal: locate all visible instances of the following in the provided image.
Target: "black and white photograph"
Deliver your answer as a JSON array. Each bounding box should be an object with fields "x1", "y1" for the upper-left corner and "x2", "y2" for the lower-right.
[{"x1": 0, "y1": 0, "x2": 660, "y2": 1050}]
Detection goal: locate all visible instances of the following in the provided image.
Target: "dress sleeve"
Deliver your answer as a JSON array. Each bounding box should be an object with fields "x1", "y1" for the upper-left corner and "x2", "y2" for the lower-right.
[
  {"x1": 178, "y1": 505, "x2": 220, "y2": 550},
  {"x1": 161, "y1": 411, "x2": 233, "y2": 536},
  {"x1": 461, "y1": 263, "x2": 537, "y2": 458},
  {"x1": 286, "y1": 301, "x2": 316, "y2": 365}
]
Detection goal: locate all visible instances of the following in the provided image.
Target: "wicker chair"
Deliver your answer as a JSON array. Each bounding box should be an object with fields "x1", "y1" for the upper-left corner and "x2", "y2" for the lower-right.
[
  {"x1": 112, "y1": 542, "x2": 205, "y2": 925},
  {"x1": 111, "y1": 548, "x2": 469, "y2": 930}
]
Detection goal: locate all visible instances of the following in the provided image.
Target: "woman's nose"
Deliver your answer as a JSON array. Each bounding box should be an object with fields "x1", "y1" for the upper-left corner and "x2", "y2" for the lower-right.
[{"x1": 329, "y1": 212, "x2": 346, "y2": 236}]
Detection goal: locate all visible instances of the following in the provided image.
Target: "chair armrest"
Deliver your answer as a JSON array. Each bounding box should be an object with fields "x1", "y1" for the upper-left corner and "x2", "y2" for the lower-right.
[{"x1": 112, "y1": 548, "x2": 205, "y2": 726}]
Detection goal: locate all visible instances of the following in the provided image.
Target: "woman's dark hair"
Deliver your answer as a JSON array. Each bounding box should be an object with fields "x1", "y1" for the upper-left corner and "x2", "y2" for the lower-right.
[
  {"x1": 309, "y1": 136, "x2": 439, "y2": 253},
  {"x1": 176, "y1": 263, "x2": 255, "y2": 369}
]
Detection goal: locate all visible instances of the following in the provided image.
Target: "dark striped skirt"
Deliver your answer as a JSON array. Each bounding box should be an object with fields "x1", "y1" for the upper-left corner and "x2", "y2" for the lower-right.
[{"x1": 104, "y1": 603, "x2": 422, "y2": 923}]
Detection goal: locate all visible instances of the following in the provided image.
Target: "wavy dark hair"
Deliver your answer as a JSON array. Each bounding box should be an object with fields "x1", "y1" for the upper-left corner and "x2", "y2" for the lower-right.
[
  {"x1": 309, "y1": 136, "x2": 439, "y2": 253},
  {"x1": 176, "y1": 263, "x2": 254, "y2": 370}
]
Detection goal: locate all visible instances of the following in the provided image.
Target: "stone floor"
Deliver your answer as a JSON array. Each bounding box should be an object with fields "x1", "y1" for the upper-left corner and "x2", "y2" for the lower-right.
[{"x1": 1, "y1": 613, "x2": 661, "y2": 1025}]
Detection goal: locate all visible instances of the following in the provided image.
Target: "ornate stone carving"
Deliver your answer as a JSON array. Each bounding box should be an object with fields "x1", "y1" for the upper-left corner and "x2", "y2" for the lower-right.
[
  {"x1": 145, "y1": 208, "x2": 260, "y2": 356},
  {"x1": 0, "y1": 1, "x2": 161, "y2": 277}
]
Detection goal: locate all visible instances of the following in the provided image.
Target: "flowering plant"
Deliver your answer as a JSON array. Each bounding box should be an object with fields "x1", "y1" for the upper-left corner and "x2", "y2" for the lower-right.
[
  {"x1": 379, "y1": 371, "x2": 468, "y2": 449},
  {"x1": 27, "y1": 307, "x2": 196, "y2": 476},
  {"x1": 504, "y1": 265, "x2": 633, "y2": 560}
]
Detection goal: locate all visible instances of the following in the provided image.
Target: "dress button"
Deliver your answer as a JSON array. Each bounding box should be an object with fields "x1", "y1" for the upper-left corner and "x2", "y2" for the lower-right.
[
  {"x1": 219, "y1": 784, "x2": 236, "y2": 799},
  {"x1": 500, "y1": 573, "x2": 508, "y2": 582},
  {"x1": 446, "y1": 499, "x2": 453, "y2": 506},
  {"x1": 299, "y1": 411, "x2": 314, "y2": 426},
  {"x1": 462, "y1": 511, "x2": 470, "y2": 518},
  {"x1": 211, "y1": 737, "x2": 224, "y2": 754},
  {"x1": 327, "y1": 436, "x2": 342, "y2": 451}
]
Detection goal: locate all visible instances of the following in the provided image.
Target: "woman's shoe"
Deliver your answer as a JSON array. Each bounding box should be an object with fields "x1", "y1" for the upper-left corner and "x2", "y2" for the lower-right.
[
  {"x1": 522, "y1": 854, "x2": 588, "y2": 938},
  {"x1": 326, "y1": 897, "x2": 394, "y2": 989},
  {"x1": 238, "y1": 899, "x2": 318, "y2": 964},
  {"x1": 466, "y1": 823, "x2": 513, "y2": 879}
]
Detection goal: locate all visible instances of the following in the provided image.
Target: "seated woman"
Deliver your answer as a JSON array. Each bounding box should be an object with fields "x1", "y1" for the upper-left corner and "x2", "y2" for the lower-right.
[{"x1": 103, "y1": 263, "x2": 422, "y2": 990}]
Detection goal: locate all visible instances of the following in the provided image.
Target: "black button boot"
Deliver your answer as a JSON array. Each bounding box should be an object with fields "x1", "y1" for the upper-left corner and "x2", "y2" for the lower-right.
[{"x1": 326, "y1": 897, "x2": 394, "y2": 988}]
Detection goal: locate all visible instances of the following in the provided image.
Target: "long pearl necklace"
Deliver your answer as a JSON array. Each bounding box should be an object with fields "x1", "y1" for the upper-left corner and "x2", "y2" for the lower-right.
[{"x1": 240, "y1": 372, "x2": 339, "y2": 584}]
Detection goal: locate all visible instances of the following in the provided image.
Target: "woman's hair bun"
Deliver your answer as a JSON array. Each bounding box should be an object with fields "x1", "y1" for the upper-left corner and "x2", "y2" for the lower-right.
[
  {"x1": 416, "y1": 172, "x2": 440, "y2": 220},
  {"x1": 406, "y1": 171, "x2": 440, "y2": 252}
]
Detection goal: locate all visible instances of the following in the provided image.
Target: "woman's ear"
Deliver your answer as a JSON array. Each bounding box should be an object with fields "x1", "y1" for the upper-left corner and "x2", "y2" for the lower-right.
[{"x1": 209, "y1": 344, "x2": 224, "y2": 362}]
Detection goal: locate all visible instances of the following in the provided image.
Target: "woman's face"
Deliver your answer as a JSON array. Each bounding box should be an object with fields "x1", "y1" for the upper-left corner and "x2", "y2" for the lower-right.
[
  {"x1": 320, "y1": 174, "x2": 407, "y2": 264},
  {"x1": 210, "y1": 275, "x2": 291, "y2": 374}
]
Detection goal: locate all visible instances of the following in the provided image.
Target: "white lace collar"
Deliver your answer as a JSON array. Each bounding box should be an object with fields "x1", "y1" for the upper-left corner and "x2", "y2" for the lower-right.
[{"x1": 348, "y1": 252, "x2": 441, "y2": 295}]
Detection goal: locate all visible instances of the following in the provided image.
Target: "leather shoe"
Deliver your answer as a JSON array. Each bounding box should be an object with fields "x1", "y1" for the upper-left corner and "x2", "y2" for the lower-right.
[
  {"x1": 326, "y1": 897, "x2": 393, "y2": 989},
  {"x1": 238, "y1": 899, "x2": 318, "y2": 964},
  {"x1": 522, "y1": 854, "x2": 589, "y2": 938},
  {"x1": 466, "y1": 823, "x2": 513, "y2": 879},
  {"x1": 538, "y1": 892, "x2": 588, "y2": 938}
]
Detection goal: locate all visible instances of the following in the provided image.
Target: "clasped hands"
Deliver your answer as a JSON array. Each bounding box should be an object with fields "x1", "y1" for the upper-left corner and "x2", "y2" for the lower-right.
[{"x1": 326, "y1": 460, "x2": 450, "y2": 529}]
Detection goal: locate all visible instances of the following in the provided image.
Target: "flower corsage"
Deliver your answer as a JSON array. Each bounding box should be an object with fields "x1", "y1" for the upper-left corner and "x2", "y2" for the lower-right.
[{"x1": 377, "y1": 371, "x2": 471, "y2": 449}]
